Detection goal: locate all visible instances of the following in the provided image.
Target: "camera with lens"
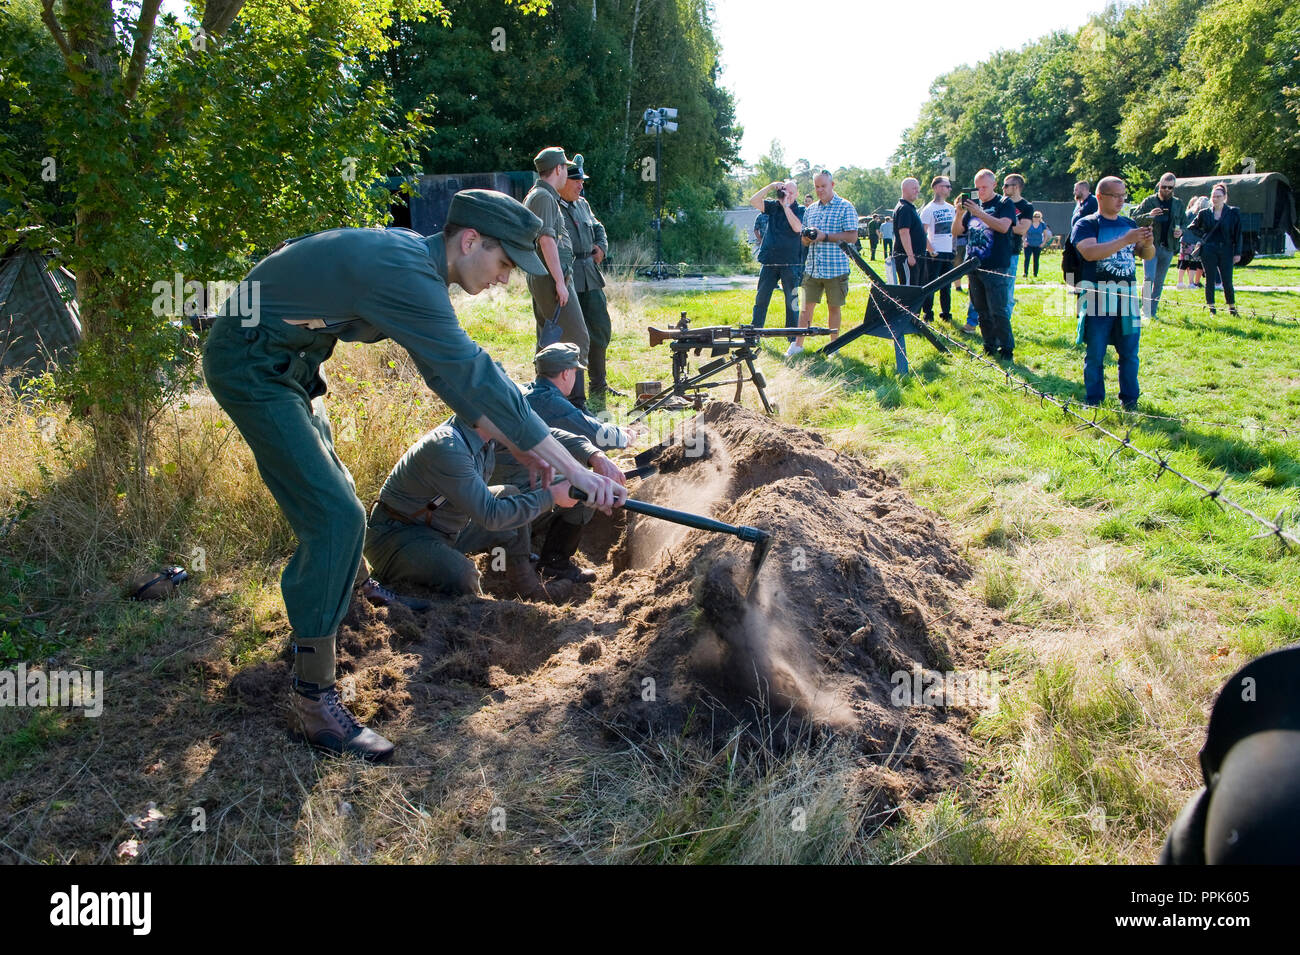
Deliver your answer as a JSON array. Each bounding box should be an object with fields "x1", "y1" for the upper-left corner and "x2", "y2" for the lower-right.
[
  {"x1": 801, "y1": 227, "x2": 819, "y2": 241},
  {"x1": 775, "y1": 186, "x2": 787, "y2": 200}
]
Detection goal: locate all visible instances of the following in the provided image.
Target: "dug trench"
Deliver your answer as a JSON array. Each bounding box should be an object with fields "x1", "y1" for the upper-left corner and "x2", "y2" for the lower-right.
[{"x1": 1, "y1": 402, "x2": 1010, "y2": 862}]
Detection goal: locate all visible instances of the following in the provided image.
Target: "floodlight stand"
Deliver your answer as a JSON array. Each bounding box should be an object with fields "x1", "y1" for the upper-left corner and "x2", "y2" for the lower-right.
[{"x1": 643, "y1": 121, "x2": 671, "y2": 280}]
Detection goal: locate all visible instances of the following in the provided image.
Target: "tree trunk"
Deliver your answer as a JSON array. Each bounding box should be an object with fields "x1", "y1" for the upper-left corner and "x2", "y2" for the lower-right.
[{"x1": 617, "y1": 0, "x2": 642, "y2": 210}]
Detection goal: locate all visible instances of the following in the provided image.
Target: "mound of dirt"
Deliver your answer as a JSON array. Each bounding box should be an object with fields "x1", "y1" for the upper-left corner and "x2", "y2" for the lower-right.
[
  {"x1": 381, "y1": 401, "x2": 1005, "y2": 795},
  {"x1": 0, "y1": 403, "x2": 1006, "y2": 863}
]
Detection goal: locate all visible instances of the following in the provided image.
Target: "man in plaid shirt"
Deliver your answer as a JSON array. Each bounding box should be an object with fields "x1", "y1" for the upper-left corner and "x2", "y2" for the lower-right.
[{"x1": 788, "y1": 170, "x2": 859, "y2": 356}]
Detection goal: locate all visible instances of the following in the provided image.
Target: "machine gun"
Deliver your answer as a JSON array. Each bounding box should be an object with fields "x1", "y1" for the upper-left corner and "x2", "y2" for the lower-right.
[{"x1": 632, "y1": 313, "x2": 831, "y2": 420}]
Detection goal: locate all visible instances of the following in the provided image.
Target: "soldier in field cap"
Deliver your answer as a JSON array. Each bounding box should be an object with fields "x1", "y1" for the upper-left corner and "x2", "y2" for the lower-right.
[
  {"x1": 557, "y1": 155, "x2": 620, "y2": 400},
  {"x1": 495, "y1": 341, "x2": 637, "y2": 584},
  {"x1": 524, "y1": 146, "x2": 592, "y2": 409},
  {"x1": 201, "y1": 188, "x2": 626, "y2": 762}
]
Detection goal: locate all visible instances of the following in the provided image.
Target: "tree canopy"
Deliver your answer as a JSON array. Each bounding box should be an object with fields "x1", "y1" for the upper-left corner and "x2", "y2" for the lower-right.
[
  {"x1": 891, "y1": 0, "x2": 1297, "y2": 198},
  {"x1": 367, "y1": 0, "x2": 742, "y2": 227}
]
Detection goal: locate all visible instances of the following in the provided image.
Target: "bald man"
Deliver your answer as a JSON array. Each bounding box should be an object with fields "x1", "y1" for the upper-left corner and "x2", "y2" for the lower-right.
[{"x1": 892, "y1": 177, "x2": 930, "y2": 286}]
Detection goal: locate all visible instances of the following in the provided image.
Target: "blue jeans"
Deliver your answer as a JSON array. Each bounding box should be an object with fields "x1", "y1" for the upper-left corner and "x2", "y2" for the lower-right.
[
  {"x1": 1083, "y1": 314, "x2": 1140, "y2": 406},
  {"x1": 1142, "y1": 245, "x2": 1174, "y2": 318},
  {"x1": 1007, "y1": 253, "x2": 1020, "y2": 321},
  {"x1": 752, "y1": 264, "x2": 800, "y2": 328},
  {"x1": 968, "y1": 267, "x2": 1014, "y2": 354}
]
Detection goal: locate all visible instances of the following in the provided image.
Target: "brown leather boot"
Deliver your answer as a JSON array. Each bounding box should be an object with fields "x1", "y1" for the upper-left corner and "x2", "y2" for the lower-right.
[
  {"x1": 289, "y1": 686, "x2": 395, "y2": 762},
  {"x1": 505, "y1": 556, "x2": 573, "y2": 603}
]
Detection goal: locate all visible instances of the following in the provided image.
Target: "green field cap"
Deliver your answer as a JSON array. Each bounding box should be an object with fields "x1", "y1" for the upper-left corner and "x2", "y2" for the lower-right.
[
  {"x1": 534, "y1": 342, "x2": 587, "y2": 375},
  {"x1": 534, "y1": 146, "x2": 569, "y2": 174},
  {"x1": 446, "y1": 189, "x2": 547, "y2": 276}
]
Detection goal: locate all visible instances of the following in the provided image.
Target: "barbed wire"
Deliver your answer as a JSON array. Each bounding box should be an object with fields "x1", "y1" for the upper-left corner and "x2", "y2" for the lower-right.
[
  {"x1": 835, "y1": 252, "x2": 1300, "y2": 439},
  {"x1": 817, "y1": 246, "x2": 1299, "y2": 550},
  {"x1": 604, "y1": 250, "x2": 1298, "y2": 444}
]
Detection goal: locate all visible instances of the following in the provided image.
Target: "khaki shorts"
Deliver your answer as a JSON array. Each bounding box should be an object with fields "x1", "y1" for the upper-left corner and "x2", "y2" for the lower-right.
[{"x1": 802, "y1": 274, "x2": 850, "y2": 307}]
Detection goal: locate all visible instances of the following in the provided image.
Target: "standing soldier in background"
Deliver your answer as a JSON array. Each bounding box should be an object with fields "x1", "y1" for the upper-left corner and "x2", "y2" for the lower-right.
[
  {"x1": 525, "y1": 147, "x2": 590, "y2": 409},
  {"x1": 558, "y1": 156, "x2": 621, "y2": 399},
  {"x1": 201, "y1": 190, "x2": 624, "y2": 762}
]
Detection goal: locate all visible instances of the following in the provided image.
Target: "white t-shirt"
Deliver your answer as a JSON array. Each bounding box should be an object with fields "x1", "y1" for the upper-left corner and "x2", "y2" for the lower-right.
[{"x1": 920, "y1": 199, "x2": 956, "y2": 254}]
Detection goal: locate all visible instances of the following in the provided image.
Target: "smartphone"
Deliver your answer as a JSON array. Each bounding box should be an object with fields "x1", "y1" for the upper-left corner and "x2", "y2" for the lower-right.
[{"x1": 1135, "y1": 213, "x2": 1156, "y2": 228}]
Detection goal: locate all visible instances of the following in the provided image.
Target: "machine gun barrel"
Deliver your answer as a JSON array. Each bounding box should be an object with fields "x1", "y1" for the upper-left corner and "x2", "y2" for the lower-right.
[{"x1": 648, "y1": 324, "x2": 832, "y2": 347}]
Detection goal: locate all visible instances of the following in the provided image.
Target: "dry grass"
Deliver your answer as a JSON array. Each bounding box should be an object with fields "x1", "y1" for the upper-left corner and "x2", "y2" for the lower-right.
[{"x1": 2, "y1": 275, "x2": 1296, "y2": 865}]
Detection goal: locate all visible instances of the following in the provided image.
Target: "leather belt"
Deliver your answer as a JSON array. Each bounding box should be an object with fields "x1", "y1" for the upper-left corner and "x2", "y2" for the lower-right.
[{"x1": 373, "y1": 498, "x2": 444, "y2": 527}]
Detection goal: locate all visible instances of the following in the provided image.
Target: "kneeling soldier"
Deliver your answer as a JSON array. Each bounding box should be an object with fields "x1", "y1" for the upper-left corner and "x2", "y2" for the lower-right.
[
  {"x1": 366, "y1": 416, "x2": 614, "y2": 602},
  {"x1": 523, "y1": 342, "x2": 635, "y2": 451},
  {"x1": 504, "y1": 343, "x2": 633, "y2": 581}
]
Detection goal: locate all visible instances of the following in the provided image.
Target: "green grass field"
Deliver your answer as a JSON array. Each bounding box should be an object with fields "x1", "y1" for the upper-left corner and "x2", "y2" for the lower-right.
[
  {"x1": 2, "y1": 250, "x2": 1297, "y2": 864},
  {"x1": 463, "y1": 259, "x2": 1300, "y2": 860}
]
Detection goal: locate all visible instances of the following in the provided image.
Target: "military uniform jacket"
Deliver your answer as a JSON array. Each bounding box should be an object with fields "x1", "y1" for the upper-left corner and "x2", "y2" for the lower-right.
[
  {"x1": 380, "y1": 416, "x2": 598, "y2": 536},
  {"x1": 560, "y1": 196, "x2": 608, "y2": 292},
  {"x1": 524, "y1": 180, "x2": 574, "y2": 276},
  {"x1": 214, "y1": 228, "x2": 549, "y2": 453},
  {"x1": 521, "y1": 377, "x2": 628, "y2": 449}
]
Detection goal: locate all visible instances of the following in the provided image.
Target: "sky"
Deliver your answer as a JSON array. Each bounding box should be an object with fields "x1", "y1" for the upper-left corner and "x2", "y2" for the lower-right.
[{"x1": 711, "y1": 0, "x2": 1111, "y2": 172}]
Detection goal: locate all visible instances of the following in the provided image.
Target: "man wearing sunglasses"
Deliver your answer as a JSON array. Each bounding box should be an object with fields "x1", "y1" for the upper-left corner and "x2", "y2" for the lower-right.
[{"x1": 1133, "y1": 172, "x2": 1185, "y2": 320}]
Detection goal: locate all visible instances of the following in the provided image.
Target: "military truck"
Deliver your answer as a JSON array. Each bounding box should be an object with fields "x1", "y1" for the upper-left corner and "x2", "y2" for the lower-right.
[{"x1": 1173, "y1": 172, "x2": 1298, "y2": 265}]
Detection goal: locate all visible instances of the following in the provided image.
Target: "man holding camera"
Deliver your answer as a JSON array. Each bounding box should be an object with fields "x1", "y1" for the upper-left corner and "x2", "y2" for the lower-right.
[
  {"x1": 1071, "y1": 175, "x2": 1155, "y2": 409},
  {"x1": 951, "y1": 168, "x2": 1019, "y2": 360},
  {"x1": 787, "y1": 170, "x2": 858, "y2": 356},
  {"x1": 748, "y1": 179, "x2": 805, "y2": 328},
  {"x1": 1132, "y1": 172, "x2": 1184, "y2": 320}
]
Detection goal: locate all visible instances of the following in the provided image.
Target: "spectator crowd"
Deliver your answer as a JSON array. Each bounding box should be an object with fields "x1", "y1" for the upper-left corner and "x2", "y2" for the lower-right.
[{"x1": 746, "y1": 166, "x2": 1247, "y2": 413}]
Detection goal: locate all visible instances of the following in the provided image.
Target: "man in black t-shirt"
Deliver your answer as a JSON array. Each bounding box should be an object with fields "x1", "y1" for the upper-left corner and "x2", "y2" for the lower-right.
[
  {"x1": 951, "y1": 168, "x2": 1019, "y2": 359},
  {"x1": 747, "y1": 179, "x2": 806, "y2": 328},
  {"x1": 892, "y1": 177, "x2": 929, "y2": 286},
  {"x1": 1003, "y1": 174, "x2": 1035, "y2": 325}
]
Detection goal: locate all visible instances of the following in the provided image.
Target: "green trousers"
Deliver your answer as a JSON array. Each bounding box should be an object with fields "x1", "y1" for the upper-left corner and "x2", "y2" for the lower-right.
[
  {"x1": 528, "y1": 272, "x2": 589, "y2": 405},
  {"x1": 364, "y1": 489, "x2": 530, "y2": 596},
  {"x1": 577, "y1": 288, "x2": 612, "y2": 394},
  {"x1": 202, "y1": 317, "x2": 364, "y2": 687}
]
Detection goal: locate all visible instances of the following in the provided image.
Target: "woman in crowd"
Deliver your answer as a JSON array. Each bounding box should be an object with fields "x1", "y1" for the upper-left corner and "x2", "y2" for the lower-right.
[
  {"x1": 1186, "y1": 182, "x2": 1243, "y2": 315},
  {"x1": 1022, "y1": 211, "x2": 1052, "y2": 278},
  {"x1": 1177, "y1": 196, "x2": 1207, "y2": 289}
]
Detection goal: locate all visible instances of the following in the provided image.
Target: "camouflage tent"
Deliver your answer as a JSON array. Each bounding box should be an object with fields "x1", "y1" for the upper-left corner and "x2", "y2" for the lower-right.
[
  {"x1": 1173, "y1": 172, "x2": 1299, "y2": 260},
  {"x1": 0, "y1": 239, "x2": 81, "y2": 380}
]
